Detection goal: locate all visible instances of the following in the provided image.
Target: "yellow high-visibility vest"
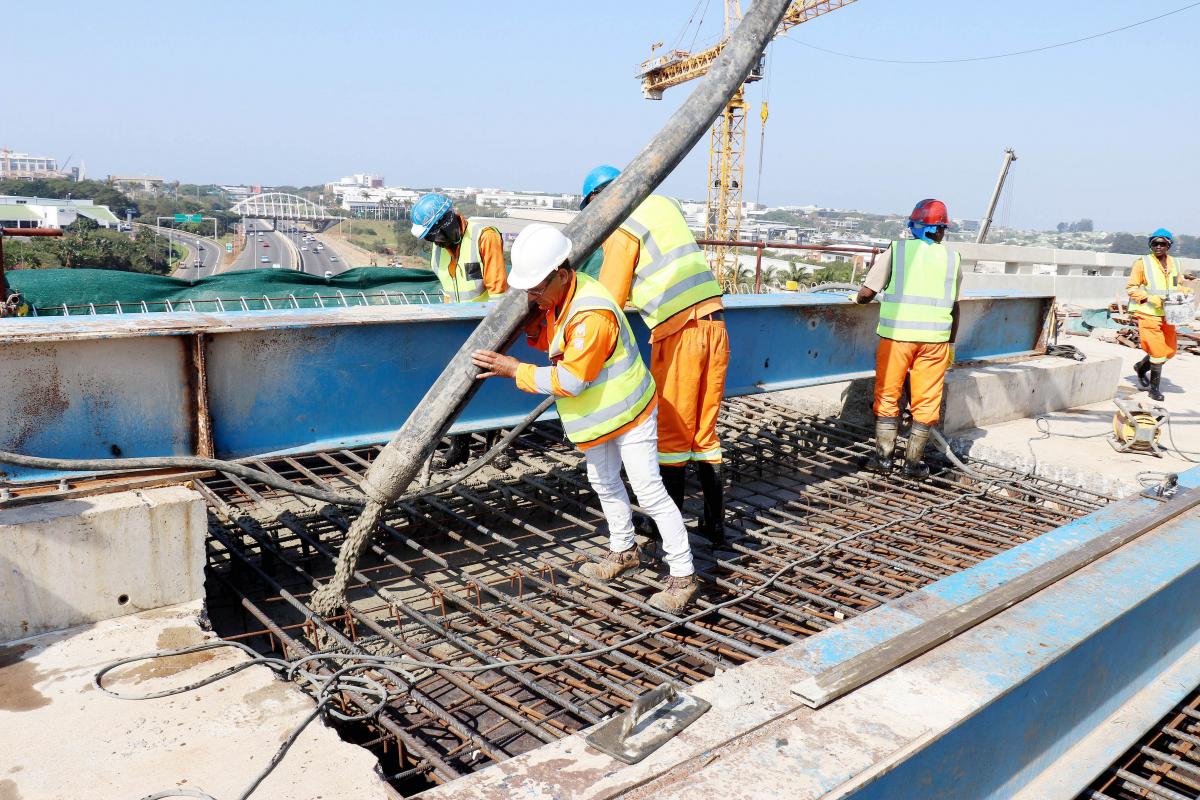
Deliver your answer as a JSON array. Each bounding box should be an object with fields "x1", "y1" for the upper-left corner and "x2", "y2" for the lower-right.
[
  {"x1": 877, "y1": 239, "x2": 960, "y2": 343},
  {"x1": 619, "y1": 195, "x2": 722, "y2": 329},
  {"x1": 546, "y1": 274, "x2": 655, "y2": 445},
  {"x1": 430, "y1": 218, "x2": 499, "y2": 302},
  {"x1": 1128, "y1": 254, "x2": 1181, "y2": 317}
]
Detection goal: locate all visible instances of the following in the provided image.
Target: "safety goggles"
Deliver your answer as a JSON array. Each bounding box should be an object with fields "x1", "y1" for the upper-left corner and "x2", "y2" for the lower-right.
[{"x1": 1151, "y1": 239, "x2": 1172, "y2": 248}]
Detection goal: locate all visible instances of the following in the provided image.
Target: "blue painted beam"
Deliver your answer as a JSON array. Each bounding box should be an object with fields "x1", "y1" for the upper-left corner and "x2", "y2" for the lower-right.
[{"x1": 0, "y1": 291, "x2": 1050, "y2": 482}]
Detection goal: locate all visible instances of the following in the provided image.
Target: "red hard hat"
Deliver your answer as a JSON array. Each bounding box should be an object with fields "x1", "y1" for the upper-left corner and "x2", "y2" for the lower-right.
[{"x1": 909, "y1": 198, "x2": 952, "y2": 227}]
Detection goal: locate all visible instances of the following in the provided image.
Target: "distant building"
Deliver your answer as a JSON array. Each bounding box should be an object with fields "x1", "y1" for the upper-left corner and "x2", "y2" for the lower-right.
[
  {"x1": 474, "y1": 191, "x2": 574, "y2": 210},
  {"x1": 0, "y1": 150, "x2": 71, "y2": 181},
  {"x1": 0, "y1": 195, "x2": 120, "y2": 229},
  {"x1": 108, "y1": 175, "x2": 164, "y2": 195}
]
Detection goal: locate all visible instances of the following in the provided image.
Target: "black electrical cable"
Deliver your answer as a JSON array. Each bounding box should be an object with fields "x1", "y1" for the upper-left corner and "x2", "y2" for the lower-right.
[
  {"x1": 783, "y1": 2, "x2": 1200, "y2": 65},
  {"x1": 0, "y1": 396, "x2": 555, "y2": 509}
]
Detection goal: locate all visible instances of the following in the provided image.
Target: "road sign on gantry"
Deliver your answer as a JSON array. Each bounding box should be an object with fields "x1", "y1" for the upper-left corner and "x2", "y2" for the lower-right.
[{"x1": 173, "y1": 213, "x2": 203, "y2": 223}]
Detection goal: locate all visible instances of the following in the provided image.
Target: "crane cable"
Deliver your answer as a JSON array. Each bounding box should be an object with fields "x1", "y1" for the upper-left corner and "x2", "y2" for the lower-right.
[{"x1": 781, "y1": 2, "x2": 1200, "y2": 65}]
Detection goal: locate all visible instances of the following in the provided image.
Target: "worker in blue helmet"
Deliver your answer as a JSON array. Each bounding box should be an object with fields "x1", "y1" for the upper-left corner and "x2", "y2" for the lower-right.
[
  {"x1": 581, "y1": 164, "x2": 729, "y2": 552},
  {"x1": 1126, "y1": 228, "x2": 1195, "y2": 401},
  {"x1": 410, "y1": 192, "x2": 508, "y2": 304},
  {"x1": 411, "y1": 192, "x2": 510, "y2": 467}
]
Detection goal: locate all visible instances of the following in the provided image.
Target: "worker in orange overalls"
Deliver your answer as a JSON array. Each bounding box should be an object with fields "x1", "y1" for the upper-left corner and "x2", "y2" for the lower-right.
[
  {"x1": 581, "y1": 165, "x2": 729, "y2": 548},
  {"x1": 1127, "y1": 228, "x2": 1193, "y2": 402},
  {"x1": 852, "y1": 199, "x2": 962, "y2": 479}
]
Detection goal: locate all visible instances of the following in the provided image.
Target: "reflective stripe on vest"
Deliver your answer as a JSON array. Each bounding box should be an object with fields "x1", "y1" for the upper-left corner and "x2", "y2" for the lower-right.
[
  {"x1": 876, "y1": 239, "x2": 960, "y2": 343},
  {"x1": 620, "y1": 195, "x2": 722, "y2": 329},
  {"x1": 1129, "y1": 255, "x2": 1181, "y2": 317},
  {"x1": 548, "y1": 274, "x2": 656, "y2": 445},
  {"x1": 430, "y1": 219, "x2": 494, "y2": 302}
]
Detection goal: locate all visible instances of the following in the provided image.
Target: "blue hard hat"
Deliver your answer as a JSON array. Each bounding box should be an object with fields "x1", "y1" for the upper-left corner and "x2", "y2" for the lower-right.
[
  {"x1": 1149, "y1": 227, "x2": 1174, "y2": 245},
  {"x1": 410, "y1": 193, "x2": 454, "y2": 239},
  {"x1": 580, "y1": 165, "x2": 621, "y2": 209}
]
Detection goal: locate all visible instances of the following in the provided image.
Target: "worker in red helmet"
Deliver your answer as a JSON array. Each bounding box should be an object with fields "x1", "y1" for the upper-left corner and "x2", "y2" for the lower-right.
[{"x1": 851, "y1": 198, "x2": 962, "y2": 479}]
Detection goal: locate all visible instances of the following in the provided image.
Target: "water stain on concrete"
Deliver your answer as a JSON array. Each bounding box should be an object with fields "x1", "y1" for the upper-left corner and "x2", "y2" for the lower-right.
[
  {"x1": 0, "y1": 644, "x2": 50, "y2": 713},
  {"x1": 110, "y1": 626, "x2": 215, "y2": 685},
  {"x1": 0, "y1": 777, "x2": 22, "y2": 800}
]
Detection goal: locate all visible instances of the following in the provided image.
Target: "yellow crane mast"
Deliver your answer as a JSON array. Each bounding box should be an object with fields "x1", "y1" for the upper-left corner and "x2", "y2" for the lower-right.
[{"x1": 638, "y1": 0, "x2": 857, "y2": 282}]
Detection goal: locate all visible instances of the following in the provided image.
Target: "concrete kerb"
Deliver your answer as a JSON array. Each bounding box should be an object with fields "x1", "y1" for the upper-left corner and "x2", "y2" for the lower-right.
[{"x1": 0, "y1": 485, "x2": 207, "y2": 643}]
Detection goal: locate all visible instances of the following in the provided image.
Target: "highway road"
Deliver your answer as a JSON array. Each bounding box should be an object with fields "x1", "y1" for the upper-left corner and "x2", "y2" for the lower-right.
[
  {"x1": 142, "y1": 224, "x2": 222, "y2": 278},
  {"x1": 231, "y1": 220, "x2": 296, "y2": 272},
  {"x1": 294, "y1": 228, "x2": 349, "y2": 276}
]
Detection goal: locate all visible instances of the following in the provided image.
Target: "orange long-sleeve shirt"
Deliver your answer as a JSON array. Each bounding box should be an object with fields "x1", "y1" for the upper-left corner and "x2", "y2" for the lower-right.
[
  {"x1": 597, "y1": 228, "x2": 723, "y2": 343},
  {"x1": 443, "y1": 215, "x2": 507, "y2": 298},
  {"x1": 514, "y1": 273, "x2": 655, "y2": 449}
]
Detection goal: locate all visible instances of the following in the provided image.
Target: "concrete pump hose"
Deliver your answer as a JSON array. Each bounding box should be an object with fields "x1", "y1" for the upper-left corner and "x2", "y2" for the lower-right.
[{"x1": 312, "y1": 0, "x2": 798, "y2": 617}]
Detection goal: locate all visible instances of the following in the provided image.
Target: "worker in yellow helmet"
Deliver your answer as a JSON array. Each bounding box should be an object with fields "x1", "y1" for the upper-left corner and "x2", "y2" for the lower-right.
[
  {"x1": 852, "y1": 199, "x2": 962, "y2": 479},
  {"x1": 1127, "y1": 229, "x2": 1194, "y2": 402},
  {"x1": 471, "y1": 224, "x2": 698, "y2": 614},
  {"x1": 581, "y1": 165, "x2": 730, "y2": 550}
]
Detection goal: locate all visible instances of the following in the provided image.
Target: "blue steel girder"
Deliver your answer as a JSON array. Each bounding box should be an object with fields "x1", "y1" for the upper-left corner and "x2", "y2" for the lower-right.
[{"x1": 0, "y1": 291, "x2": 1050, "y2": 482}]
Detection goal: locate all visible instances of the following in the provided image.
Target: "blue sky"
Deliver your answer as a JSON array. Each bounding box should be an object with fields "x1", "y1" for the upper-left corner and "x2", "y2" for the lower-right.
[{"x1": 7, "y1": 1, "x2": 1197, "y2": 232}]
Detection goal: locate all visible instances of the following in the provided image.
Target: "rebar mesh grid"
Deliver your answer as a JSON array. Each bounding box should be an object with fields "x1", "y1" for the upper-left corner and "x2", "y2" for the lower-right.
[
  {"x1": 199, "y1": 396, "x2": 1109, "y2": 794},
  {"x1": 1077, "y1": 685, "x2": 1200, "y2": 800}
]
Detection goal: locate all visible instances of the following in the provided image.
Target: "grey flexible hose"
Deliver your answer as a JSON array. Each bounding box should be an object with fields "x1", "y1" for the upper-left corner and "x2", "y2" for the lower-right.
[{"x1": 0, "y1": 396, "x2": 555, "y2": 508}]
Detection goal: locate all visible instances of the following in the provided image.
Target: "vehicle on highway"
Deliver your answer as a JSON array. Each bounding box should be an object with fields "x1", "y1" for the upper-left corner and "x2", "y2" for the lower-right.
[
  {"x1": 193, "y1": 260, "x2": 202, "y2": 268},
  {"x1": 260, "y1": 256, "x2": 269, "y2": 263},
  {"x1": 262, "y1": 242, "x2": 269, "y2": 247},
  {"x1": 301, "y1": 246, "x2": 308, "y2": 251},
  {"x1": 329, "y1": 256, "x2": 338, "y2": 262}
]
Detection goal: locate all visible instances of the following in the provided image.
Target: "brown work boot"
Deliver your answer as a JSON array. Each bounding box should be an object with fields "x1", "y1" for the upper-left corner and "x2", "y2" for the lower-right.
[
  {"x1": 648, "y1": 574, "x2": 698, "y2": 614},
  {"x1": 579, "y1": 545, "x2": 641, "y2": 582}
]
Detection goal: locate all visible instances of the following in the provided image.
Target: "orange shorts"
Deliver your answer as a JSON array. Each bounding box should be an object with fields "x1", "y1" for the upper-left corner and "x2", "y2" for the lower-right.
[
  {"x1": 650, "y1": 319, "x2": 729, "y2": 466},
  {"x1": 1135, "y1": 313, "x2": 1177, "y2": 363},
  {"x1": 872, "y1": 338, "x2": 952, "y2": 426}
]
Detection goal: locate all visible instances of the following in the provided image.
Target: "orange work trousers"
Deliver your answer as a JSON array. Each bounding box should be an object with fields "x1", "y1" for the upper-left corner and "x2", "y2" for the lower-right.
[
  {"x1": 650, "y1": 319, "x2": 730, "y2": 466},
  {"x1": 872, "y1": 338, "x2": 953, "y2": 426},
  {"x1": 1135, "y1": 313, "x2": 1177, "y2": 363}
]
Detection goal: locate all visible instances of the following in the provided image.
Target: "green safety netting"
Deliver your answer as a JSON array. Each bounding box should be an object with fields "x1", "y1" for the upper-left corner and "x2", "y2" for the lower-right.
[
  {"x1": 6, "y1": 247, "x2": 606, "y2": 316},
  {"x1": 6, "y1": 267, "x2": 446, "y2": 315}
]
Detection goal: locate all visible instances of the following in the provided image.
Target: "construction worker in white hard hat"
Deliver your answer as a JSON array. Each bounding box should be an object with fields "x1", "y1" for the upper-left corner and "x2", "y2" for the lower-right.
[
  {"x1": 471, "y1": 224, "x2": 698, "y2": 613},
  {"x1": 580, "y1": 165, "x2": 730, "y2": 550},
  {"x1": 852, "y1": 198, "x2": 962, "y2": 479},
  {"x1": 412, "y1": 192, "x2": 509, "y2": 468}
]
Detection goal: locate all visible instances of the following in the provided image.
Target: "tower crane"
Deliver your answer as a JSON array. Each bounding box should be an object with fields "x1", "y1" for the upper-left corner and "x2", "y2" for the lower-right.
[{"x1": 638, "y1": 0, "x2": 857, "y2": 281}]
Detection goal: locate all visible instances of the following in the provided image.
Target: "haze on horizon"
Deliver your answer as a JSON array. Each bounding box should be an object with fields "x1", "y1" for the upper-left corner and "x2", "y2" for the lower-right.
[{"x1": 6, "y1": 0, "x2": 1197, "y2": 233}]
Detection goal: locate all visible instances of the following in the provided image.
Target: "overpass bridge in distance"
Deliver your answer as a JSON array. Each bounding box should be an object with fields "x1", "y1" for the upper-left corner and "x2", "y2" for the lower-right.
[{"x1": 230, "y1": 192, "x2": 336, "y2": 230}]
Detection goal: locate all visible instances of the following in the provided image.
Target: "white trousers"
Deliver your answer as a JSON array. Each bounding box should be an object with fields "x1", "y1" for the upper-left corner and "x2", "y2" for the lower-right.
[{"x1": 583, "y1": 409, "x2": 694, "y2": 577}]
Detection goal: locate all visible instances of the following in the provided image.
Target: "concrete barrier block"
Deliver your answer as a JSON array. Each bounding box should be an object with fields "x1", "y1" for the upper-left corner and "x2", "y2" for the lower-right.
[
  {"x1": 942, "y1": 354, "x2": 1122, "y2": 432},
  {"x1": 0, "y1": 485, "x2": 206, "y2": 642},
  {"x1": 764, "y1": 354, "x2": 1122, "y2": 436}
]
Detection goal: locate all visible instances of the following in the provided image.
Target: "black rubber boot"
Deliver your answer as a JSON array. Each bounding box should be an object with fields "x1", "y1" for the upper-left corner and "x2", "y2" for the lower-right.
[
  {"x1": 434, "y1": 434, "x2": 470, "y2": 469},
  {"x1": 661, "y1": 466, "x2": 687, "y2": 514},
  {"x1": 695, "y1": 462, "x2": 726, "y2": 548},
  {"x1": 1149, "y1": 363, "x2": 1165, "y2": 402},
  {"x1": 902, "y1": 422, "x2": 932, "y2": 480},
  {"x1": 1135, "y1": 355, "x2": 1152, "y2": 388},
  {"x1": 865, "y1": 416, "x2": 900, "y2": 473}
]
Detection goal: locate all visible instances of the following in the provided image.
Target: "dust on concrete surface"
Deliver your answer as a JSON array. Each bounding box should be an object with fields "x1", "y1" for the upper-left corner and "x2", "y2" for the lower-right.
[
  {"x1": 0, "y1": 778, "x2": 21, "y2": 800},
  {"x1": 0, "y1": 644, "x2": 49, "y2": 712}
]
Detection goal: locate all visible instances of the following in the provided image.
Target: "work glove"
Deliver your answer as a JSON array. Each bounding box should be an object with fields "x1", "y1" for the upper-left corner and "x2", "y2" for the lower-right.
[
  {"x1": 1151, "y1": 294, "x2": 1165, "y2": 308},
  {"x1": 846, "y1": 292, "x2": 858, "y2": 304}
]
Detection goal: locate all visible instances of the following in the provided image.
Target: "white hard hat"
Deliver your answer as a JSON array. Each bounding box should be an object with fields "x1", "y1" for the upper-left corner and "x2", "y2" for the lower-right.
[{"x1": 509, "y1": 224, "x2": 572, "y2": 290}]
